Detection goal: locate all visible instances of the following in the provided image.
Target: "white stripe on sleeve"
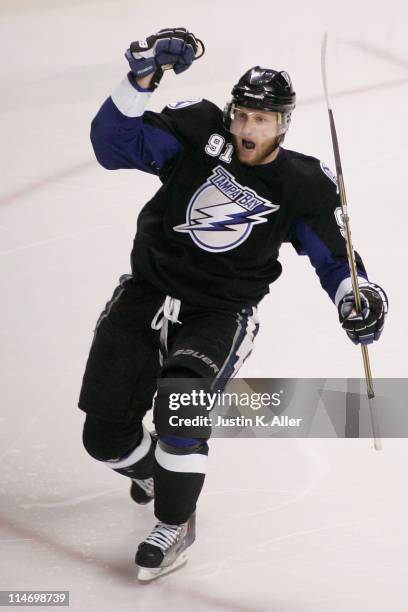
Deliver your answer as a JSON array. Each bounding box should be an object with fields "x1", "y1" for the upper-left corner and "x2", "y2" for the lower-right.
[
  {"x1": 335, "y1": 276, "x2": 369, "y2": 307},
  {"x1": 111, "y1": 76, "x2": 153, "y2": 117}
]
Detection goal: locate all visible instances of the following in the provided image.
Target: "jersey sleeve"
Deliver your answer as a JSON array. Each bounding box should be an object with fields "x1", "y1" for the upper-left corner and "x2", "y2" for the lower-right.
[
  {"x1": 90, "y1": 73, "x2": 184, "y2": 175},
  {"x1": 144, "y1": 97, "x2": 223, "y2": 149},
  {"x1": 290, "y1": 161, "x2": 368, "y2": 305}
]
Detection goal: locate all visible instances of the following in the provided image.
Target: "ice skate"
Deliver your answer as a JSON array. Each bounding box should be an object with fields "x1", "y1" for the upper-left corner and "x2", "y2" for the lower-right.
[
  {"x1": 135, "y1": 512, "x2": 196, "y2": 582},
  {"x1": 130, "y1": 477, "x2": 154, "y2": 505}
]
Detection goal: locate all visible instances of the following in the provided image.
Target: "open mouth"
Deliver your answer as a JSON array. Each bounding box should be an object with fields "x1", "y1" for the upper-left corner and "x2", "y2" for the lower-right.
[{"x1": 242, "y1": 139, "x2": 256, "y2": 150}]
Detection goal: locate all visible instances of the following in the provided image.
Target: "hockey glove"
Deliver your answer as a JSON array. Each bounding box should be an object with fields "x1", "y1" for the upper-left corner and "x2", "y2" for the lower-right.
[
  {"x1": 125, "y1": 28, "x2": 203, "y2": 87},
  {"x1": 338, "y1": 282, "x2": 388, "y2": 345}
]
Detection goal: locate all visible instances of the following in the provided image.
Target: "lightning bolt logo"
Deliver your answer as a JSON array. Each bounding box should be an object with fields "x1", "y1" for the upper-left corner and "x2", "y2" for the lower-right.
[{"x1": 174, "y1": 166, "x2": 279, "y2": 253}]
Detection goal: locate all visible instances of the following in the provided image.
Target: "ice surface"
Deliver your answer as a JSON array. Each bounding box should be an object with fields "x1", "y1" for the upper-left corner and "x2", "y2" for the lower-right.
[{"x1": 1, "y1": 1, "x2": 408, "y2": 610}]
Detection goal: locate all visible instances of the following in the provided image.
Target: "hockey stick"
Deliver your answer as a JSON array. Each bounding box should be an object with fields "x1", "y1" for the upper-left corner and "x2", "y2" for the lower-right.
[{"x1": 321, "y1": 32, "x2": 382, "y2": 451}]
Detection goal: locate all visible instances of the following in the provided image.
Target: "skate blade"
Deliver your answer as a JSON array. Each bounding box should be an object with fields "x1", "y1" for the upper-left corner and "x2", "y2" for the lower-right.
[{"x1": 136, "y1": 552, "x2": 188, "y2": 582}]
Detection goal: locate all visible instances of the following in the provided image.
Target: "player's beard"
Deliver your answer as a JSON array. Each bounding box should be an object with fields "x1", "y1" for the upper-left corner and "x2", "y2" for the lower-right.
[{"x1": 233, "y1": 135, "x2": 281, "y2": 166}]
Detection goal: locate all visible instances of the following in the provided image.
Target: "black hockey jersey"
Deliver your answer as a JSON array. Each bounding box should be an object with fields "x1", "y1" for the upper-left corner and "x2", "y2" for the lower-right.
[{"x1": 90, "y1": 75, "x2": 367, "y2": 310}]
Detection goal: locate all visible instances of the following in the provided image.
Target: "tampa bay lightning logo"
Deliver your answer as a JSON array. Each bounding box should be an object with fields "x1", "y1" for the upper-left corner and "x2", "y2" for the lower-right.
[{"x1": 173, "y1": 166, "x2": 280, "y2": 252}]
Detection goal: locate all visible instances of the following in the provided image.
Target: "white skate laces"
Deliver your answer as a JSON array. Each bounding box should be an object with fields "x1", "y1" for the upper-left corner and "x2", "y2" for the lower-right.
[
  {"x1": 145, "y1": 522, "x2": 185, "y2": 552},
  {"x1": 136, "y1": 513, "x2": 196, "y2": 581}
]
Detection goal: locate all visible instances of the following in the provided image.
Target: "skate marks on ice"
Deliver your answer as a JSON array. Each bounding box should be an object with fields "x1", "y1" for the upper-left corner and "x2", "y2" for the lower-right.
[
  {"x1": 300, "y1": 36, "x2": 408, "y2": 106},
  {"x1": 208, "y1": 435, "x2": 332, "y2": 525},
  {"x1": 0, "y1": 160, "x2": 96, "y2": 208},
  {"x1": 189, "y1": 514, "x2": 380, "y2": 584},
  {"x1": 342, "y1": 38, "x2": 408, "y2": 71},
  {"x1": 19, "y1": 487, "x2": 124, "y2": 509},
  {"x1": 0, "y1": 510, "x2": 138, "y2": 583},
  {"x1": 0, "y1": 538, "x2": 32, "y2": 543},
  {"x1": 0, "y1": 510, "x2": 276, "y2": 612},
  {"x1": 145, "y1": 579, "x2": 278, "y2": 612},
  {"x1": 0, "y1": 224, "x2": 114, "y2": 257},
  {"x1": 300, "y1": 76, "x2": 408, "y2": 107},
  {"x1": 190, "y1": 439, "x2": 332, "y2": 578},
  {"x1": 0, "y1": 415, "x2": 41, "y2": 463}
]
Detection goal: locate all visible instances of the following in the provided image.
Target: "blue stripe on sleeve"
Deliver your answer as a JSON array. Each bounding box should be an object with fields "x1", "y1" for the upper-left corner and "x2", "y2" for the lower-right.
[
  {"x1": 90, "y1": 97, "x2": 183, "y2": 174},
  {"x1": 292, "y1": 219, "x2": 367, "y2": 302}
]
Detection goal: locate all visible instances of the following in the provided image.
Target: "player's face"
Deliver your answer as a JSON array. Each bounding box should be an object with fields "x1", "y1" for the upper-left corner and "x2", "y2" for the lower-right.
[{"x1": 230, "y1": 106, "x2": 283, "y2": 166}]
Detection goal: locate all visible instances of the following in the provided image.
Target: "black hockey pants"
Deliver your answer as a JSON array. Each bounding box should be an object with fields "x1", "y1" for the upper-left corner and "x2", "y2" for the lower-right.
[{"x1": 79, "y1": 273, "x2": 259, "y2": 524}]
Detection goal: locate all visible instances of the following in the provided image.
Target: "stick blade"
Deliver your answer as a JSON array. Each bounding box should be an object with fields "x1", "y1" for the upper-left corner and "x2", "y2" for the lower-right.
[{"x1": 321, "y1": 31, "x2": 331, "y2": 109}]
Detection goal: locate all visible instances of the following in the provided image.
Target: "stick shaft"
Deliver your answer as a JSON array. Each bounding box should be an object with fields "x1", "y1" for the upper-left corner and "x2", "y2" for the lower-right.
[{"x1": 321, "y1": 33, "x2": 381, "y2": 449}]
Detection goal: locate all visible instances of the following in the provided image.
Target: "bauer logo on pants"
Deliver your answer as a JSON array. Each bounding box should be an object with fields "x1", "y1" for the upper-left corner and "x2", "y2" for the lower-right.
[{"x1": 173, "y1": 165, "x2": 279, "y2": 252}]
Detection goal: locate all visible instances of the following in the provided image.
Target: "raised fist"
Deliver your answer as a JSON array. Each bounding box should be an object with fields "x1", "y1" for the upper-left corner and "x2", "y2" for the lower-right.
[{"x1": 125, "y1": 28, "x2": 203, "y2": 85}]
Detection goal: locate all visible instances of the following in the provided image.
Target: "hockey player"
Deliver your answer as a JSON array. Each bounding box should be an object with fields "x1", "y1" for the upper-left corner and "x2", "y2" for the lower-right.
[{"x1": 78, "y1": 28, "x2": 388, "y2": 581}]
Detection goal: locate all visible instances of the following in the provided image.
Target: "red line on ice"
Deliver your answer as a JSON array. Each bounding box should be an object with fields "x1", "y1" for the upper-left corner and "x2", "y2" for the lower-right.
[
  {"x1": 0, "y1": 513, "x2": 270, "y2": 610},
  {"x1": 0, "y1": 159, "x2": 96, "y2": 207}
]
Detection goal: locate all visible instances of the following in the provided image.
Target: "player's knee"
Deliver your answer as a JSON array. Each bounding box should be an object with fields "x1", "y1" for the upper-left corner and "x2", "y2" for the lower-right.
[{"x1": 82, "y1": 414, "x2": 143, "y2": 461}]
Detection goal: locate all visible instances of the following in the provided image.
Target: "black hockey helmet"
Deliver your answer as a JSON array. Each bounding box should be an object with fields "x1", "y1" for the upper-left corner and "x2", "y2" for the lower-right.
[{"x1": 223, "y1": 66, "x2": 296, "y2": 135}]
